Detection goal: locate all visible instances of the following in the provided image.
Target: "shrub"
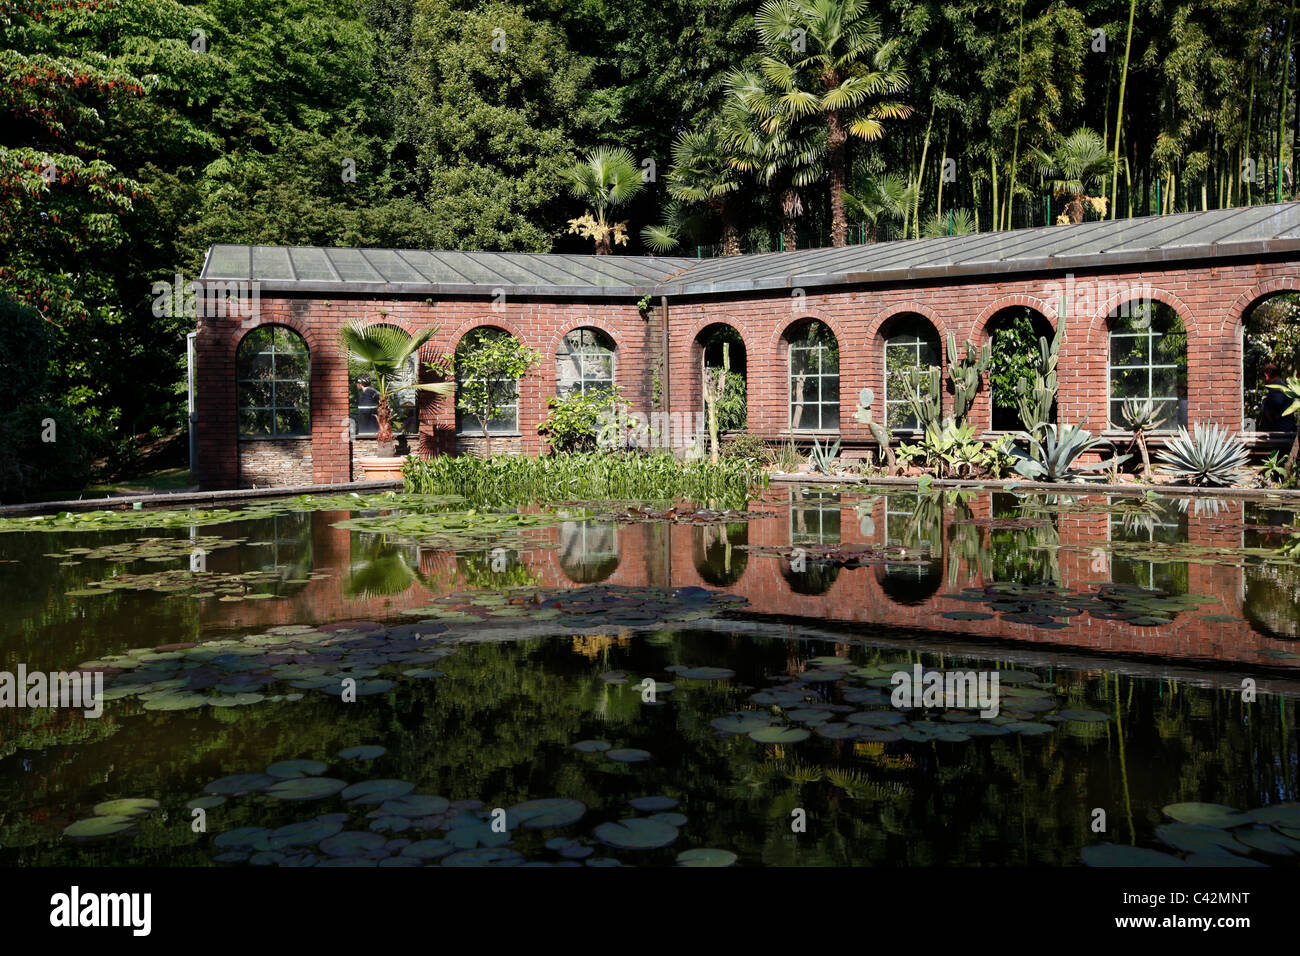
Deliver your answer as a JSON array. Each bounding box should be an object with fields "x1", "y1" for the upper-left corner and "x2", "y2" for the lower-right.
[
  {"x1": 719, "y1": 431, "x2": 773, "y2": 463},
  {"x1": 537, "y1": 388, "x2": 623, "y2": 453}
]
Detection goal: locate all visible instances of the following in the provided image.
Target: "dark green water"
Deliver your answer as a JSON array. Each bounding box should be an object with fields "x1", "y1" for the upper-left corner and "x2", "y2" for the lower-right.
[{"x1": 1, "y1": 488, "x2": 1298, "y2": 867}]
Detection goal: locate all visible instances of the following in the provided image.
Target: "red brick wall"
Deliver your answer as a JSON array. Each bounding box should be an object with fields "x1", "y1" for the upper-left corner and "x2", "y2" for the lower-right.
[
  {"x1": 198, "y1": 496, "x2": 1299, "y2": 679},
  {"x1": 195, "y1": 258, "x2": 1300, "y2": 487}
]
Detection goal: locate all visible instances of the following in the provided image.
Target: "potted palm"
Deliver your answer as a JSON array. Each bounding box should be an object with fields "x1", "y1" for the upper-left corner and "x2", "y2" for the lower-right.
[{"x1": 340, "y1": 322, "x2": 453, "y2": 480}]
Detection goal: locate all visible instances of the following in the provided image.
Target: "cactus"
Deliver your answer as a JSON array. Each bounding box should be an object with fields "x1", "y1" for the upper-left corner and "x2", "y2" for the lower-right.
[
  {"x1": 1015, "y1": 315, "x2": 1065, "y2": 433},
  {"x1": 853, "y1": 387, "x2": 897, "y2": 471},
  {"x1": 901, "y1": 365, "x2": 942, "y2": 431},
  {"x1": 946, "y1": 333, "x2": 990, "y2": 427}
]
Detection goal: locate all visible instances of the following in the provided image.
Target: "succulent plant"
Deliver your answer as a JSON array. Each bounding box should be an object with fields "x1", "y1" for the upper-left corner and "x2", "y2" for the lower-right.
[
  {"x1": 946, "y1": 333, "x2": 991, "y2": 427},
  {"x1": 1015, "y1": 315, "x2": 1065, "y2": 432},
  {"x1": 1120, "y1": 396, "x2": 1170, "y2": 479},
  {"x1": 1008, "y1": 420, "x2": 1128, "y2": 482},
  {"x1": 901, "y1": 365, "x2": 942, "y2": 431},
  {"x1": 1155, "y1": 423, "x2": 1251, "y2": 487},
  {"x1": 807, "y1": 438, "x2": 841, "y2": 475}
]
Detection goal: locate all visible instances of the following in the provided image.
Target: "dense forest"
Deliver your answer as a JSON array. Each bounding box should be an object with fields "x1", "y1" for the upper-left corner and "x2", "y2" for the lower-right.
[{"x1": 2, "y1": 0, "x2": 1297, "y2": 496}]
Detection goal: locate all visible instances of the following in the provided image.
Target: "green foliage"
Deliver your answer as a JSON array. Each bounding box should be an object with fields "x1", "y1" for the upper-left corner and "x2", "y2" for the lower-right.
[
  {"x1": 1120, "y1": 396, "x2": 1170, "y2": 478},
  {"x1": 921, "y1": 208, "x2": 975, "y2": 237},
  {"x1": 403, "y1": 452, "x2": 769, "y2": 508},
  {"x1": 807, "y1": 438, "x2": 841, "y2": 475},
  {"x1": 441, "y1": 328, "x2": 542, "y2": 449},
  {"x1": 1155, "y1": 424, "x2": 1252, "y2": 487},
  {"x1": 897, "y1": 420, "x2": 1012, "y2": 479},
  {"x1": 719, "y1": 431, "x2": 773, "y2": 464},
  {"x1": 1008, "y1": 421, "x2": 1127, "y2": 482},
  {"x1": 900, "y1": 365, "x2": 942, "y2": 431},
  {"x1": 1015, "y1": 317, "x2": 1064, "y2": 433},
  {"x1": 340, "y1": 322, "x2": 452, "y2": 444},
  {"x1": 537, "y1": 387, "x2": 624, "y2": 454},
  {"x1": 563, "y1": 147, "x2": 645, "y2": 253},
  {"x1": 989, "y1": 312, "x2": 1041, "y2": 423}
]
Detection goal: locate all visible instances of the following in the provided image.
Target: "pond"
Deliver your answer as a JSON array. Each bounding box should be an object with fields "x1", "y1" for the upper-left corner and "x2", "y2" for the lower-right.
[{"x1": 1, "y1": 486, "x2": 1298, "y2": 867}]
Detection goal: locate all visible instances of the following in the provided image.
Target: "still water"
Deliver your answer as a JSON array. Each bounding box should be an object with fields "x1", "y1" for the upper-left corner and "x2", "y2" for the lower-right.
[{"x1": 1, "y1": 486, "x2": 1298, "y2": 866}]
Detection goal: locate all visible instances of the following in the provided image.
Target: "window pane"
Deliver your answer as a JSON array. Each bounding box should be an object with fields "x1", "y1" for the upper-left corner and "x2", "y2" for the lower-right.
[
  {"x1": 276, "y1": 380, "x2": 308, "y2": 408},
  {"x1": 275, "y1": 409, "x2": 309, "y2": 436},
  {"x1": 239, "y1": 408, "x2": 271, "y2": 436},
  {"x1": 1111, "y1": 367, "x2": 1148, "y2": 400},
  {"x1": 1150, "y1": 365, "x2": 1180, "y2": 400},
  {"x1": 821, "y1": 402, "x2": 840, "y2": 431},
  {"x1": 822, "y1": 375, "x2": 839, "y2": 402},
  {"x1": 238, "y1": 380, "x2": 273, "y2": 407},
  {"x1": 791, "y1": 346, "x2": 814, "y2": 376},
  {"x1": 1153, "y1": 332, "x2": 1186, "y2": 366}
]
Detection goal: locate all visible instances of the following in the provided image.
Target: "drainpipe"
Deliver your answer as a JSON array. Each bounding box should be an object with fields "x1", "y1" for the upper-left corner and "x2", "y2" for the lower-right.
[
  {"x1": 186, "y1": 331, "x2": 197, "y2": 479},
  {"x1": 660, "y1": 295, "x2": 670, "y2": 415}
]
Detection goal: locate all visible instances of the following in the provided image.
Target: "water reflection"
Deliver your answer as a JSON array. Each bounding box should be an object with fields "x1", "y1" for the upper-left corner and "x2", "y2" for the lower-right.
[
  {"x1": 693, "y1": 522, "x2": 748, "y2": 587},
  {"x1": 876, "y1": 492, "x2": 943, "y2": 604},
  {"x1": 783, "y1": 488, "x2": 841, "y2": 595},
  {"x1": 558, "y1": 520, "x2": 620, "y2": 583}
]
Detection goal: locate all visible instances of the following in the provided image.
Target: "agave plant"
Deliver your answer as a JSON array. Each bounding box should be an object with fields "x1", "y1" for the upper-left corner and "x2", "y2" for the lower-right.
[
  {"x1": 1008, "y1": 421, "x2": 1128, "y2": 482},
  {"x1": 807, "y1": 438, "x2": 841, "y2": 475},
  {"x1": 1120, "y1": 396, "x2": 1169, "y2": 479},
  {"x1": 1155, "y1": 423, "x2": 1251, "y2": 487}
]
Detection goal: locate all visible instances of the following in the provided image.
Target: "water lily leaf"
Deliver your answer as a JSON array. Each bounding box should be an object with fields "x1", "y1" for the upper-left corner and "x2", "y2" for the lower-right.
[
  {"x1": 271, "y1": 820, "x2": 344, "y2": 846},
  {"x1": 205, "y1": 773, "x2": 276, "y2": 795},
  {"x1": 676, "y1": 848, "x2": 737, "y2": 867},
  {"x1": 1163, "y1": 802, "x2": 1251, "y2": 828},
  {"x1": 342, "y1": 779, "x2": 415, "y2": 804},
  {"x1": 380, "y1": 795, "x2": 451, "y2": 817},
  {"x1": 572, "y1": 739, "x2": 611, "y2": 753},
  {"x1": 266, "y1": 759, "x2": 328, "y2": 779},
  {"x1": 507, "y1": 798, "x2": 587, "y2": 829},
  {"x1": 628, "y1": 796, "x2": 677, "y2": 812},
  {"x1": 401, "y1": 839, "x2": 454, "y2": 860},
  {"x1": 1248, "y1": 804, "x2": 1300, "y2": 829},
  {"x1": 606, "y1": 748, "x2": 652, "y2": 763},
  {"x1": 1156, "y1": 823, "x2": 1245, "y2": 856},
  {"x1": 675, "y1": 666, "x2": 735, "y2": 680},
  {"x1": 213, "y1": 827, "x2": 270, "y2": 849},
  {"x1": 594, "y1": 817, "x2": 679, "y2": 850},
  {"x1": 748, "y1": 727, "x2": 810, "y2": 744},
  {"x1": 338, "y1": 745, "x2": 386, "y2": 761},
  {"x1": 1081, "y1": 845, "x2": 1186, "y2": 867},
  {"x1": 93, "y1": 798, "x2": 158, "y2": 817},
  {"x1": 319, "y1": 831, "x2": 387, "y2": 857},
  {"x1": 64, "y1": 816, "x2": 134, "y2": 838},
  {"x1": 442, "y1": 847, "x2": 525, "y2": 867},
  {"x1": 266, "y1": 777, "x2": 348, "y2": 801}
]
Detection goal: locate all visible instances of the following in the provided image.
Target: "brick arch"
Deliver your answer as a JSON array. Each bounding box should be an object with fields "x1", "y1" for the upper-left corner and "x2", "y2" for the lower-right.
[
  {"x1": 437, "y1": 317, "x2": 531, "y2": 363},
  {"x1": 866, "y1": 302, "x2": 951, "y2": 347},
  {"x1": 546, "y1": 318, "x2": 628, "y2": 358},
  {"x1": 235, "y1": 316, "x2": 315, "y2": 354},
  {"x1": 972, "y1": 294, "x2": 1059, "y2": 342},
  {"x1": 767, "y1": 310, "x2": 846, "y2": 352},
  {"x1": 1219, "y1": 277, "x2": 1300, "y2": 336},
  {"x1": 685, "y1": 311, "x2": 760, "y2": 352},
  {"x1": 1085, "y1": 286, "x2": 1200, "y2": 338}
]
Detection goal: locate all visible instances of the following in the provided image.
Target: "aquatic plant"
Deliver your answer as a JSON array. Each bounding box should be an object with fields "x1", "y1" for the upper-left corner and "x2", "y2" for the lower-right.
[
  {"x1": 1155, "y1": 423, "x2": 1251, "y2": 487},
  {"x1": 402, "y1": 452, "x2": 767, "y2": 507},
  {"x1": 1008, "y1": 421, "x2": 1127, "y2": 482}
]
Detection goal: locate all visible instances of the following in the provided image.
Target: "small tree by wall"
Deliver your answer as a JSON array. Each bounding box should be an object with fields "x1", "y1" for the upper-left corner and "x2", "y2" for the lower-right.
[{"x1": 438, "y1": 328, "x2": 542, "y2": 456}]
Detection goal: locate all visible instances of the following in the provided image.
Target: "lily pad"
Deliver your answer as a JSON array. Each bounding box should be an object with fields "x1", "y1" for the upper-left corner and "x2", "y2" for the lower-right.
[
  {"x1": 676, "y1": 848, "x2": 737, "y2": 867},
  {"x1": 573, "y1": 740, "x2": 612, "y2": 753},
  {"x1": 266, "y1": 777, "x2": 348, "y2": 801},
  {"x1": 266, "y1": 759, "x2": 328, "y2": 779},
  {"x1": 748, "y1": 727, "x2": 810, "y2": 744},
  {"x1": 341, "y1": 779, "x2": 415, "y2": 804},
  {"x1": 606, "y1": 748, "x2": 652, "y2": 763},
  {"x1": 337, "y1": 745, "x2": 386, "y2": 761},
  {"x1": 594, "y1": 817, "x2": 679, "y2": 850},
  {"x1": 64, "y1": 816, "x2": 135, "y2": 839},
  {"x1": 1163, "y1": 802, "x2": 1251, "y2": 828},
  {"x1": 92, "y1": 798, "x2": 159, "y2": 818},
  {"x1": 205, "y1": 773, "x2": 276, "y2": 796},
  {"x1": 507, "y1": 798, "x2": 587, "y2": 829},
  {"x1": 319, "y1": 831, "x2": 387, "y2": 857}
]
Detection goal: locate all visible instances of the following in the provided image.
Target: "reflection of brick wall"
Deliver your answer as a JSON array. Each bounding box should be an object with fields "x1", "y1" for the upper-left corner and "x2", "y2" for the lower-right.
[
  {"x1": 201, "y1": 499, "x2": 1295, "y2": 675},
  {"x1": 237, "y1": 439, "x2": 312, "y2": 488},
  {"x1": 196, "y1": 260, "x2": 1300, "y2": 489}
]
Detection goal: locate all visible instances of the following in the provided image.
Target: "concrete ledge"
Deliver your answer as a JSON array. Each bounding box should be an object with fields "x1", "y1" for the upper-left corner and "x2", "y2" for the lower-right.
[
  {"x1": 0, "y1": 479, "x2": 403, "y2": 517},
  {"x1": 769, "y1": 472, "x2": 1300, "y2": 502}
]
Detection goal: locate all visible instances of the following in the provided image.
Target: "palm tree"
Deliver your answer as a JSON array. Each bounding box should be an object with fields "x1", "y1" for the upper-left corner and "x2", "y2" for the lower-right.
[
  {"x1": 339, "y1": 322, "x2": 453, "y2": 452},
  {"x1": 845, "y1": 170, "x2": 913, "y2": 240},
  {"x1": 722, "y1": 68, "x2": 824, "y2": 251},
  {"x1": 660, "y1": 123, "x2": 745, "y2": 256},
  {"x1": 1032, "y1": 128, "x2": 1112, "y2": 224},
  {"x1": 563, "y1": 147, "x2": 645, "y2": 254},
  {"x1": 754, "y1": 0, "x2": 912, "y2": 247}
]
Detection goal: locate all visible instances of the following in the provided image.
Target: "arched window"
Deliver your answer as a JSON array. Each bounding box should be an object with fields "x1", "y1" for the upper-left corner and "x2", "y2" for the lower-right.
[
  {"x1": 556, "y1": 328, "x2": 616, "y2": 398},
  {"x1": 236, "y1": 326, "x2": 310, "y2": 437},
  {"x1": 788, "y1": 320, "x2": 839, "y2": 431},
  {"x1": 883, "y1": 315, "x2": 940, "y2": 432},
  {"x1": 455, "y1": 327, "x2": 521, "y2": 435},
  {"x1": 1108, "y1": 300, "x2": 1187, "y2": 429},
  {"x1": 347, "y1": 324, "x2": 418, "y2": 438}
]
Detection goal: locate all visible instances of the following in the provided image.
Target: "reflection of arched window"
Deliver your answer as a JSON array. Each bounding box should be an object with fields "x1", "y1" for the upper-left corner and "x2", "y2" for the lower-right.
[
  {"x1": 693, "y1": 522, "x2": 749, "y2": 587},
  {"x1": 456, "y1": 327, "x2": 521, "y2": 435},
  {"x1": 236, "y1": 326, "x2": 310, "y2": 437},
  {"x1": 782, "y1": 489, "x2": 841, "y2": 595},
  {"x1": 876, "y1": 493, "x2": 942, "y2": 605},
  {"x1": 347, "y1": 324, "x2": 418, "y2": 438},
  {"x1": 1243, "y1": 504, "x2": 1300, "y2": 639},
  {"x1": 787, "y1": 321, "x2": 839, "y2": 431},
  {"x1": 559, "y1": 520, "x2": 620, "y2": 583},
  {"x1": 1108, "y1": 500, "x2": 1188, "y2": 593},
  {"x1": 1108, "y1": 301, "x2": 1187, "y2": 429},
  {"x1": 557, "y1": 328, "x2": 615, "y2": 398},
  {"x1": 883, "y1": 315, "x2": 941, "y2": 432}
]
